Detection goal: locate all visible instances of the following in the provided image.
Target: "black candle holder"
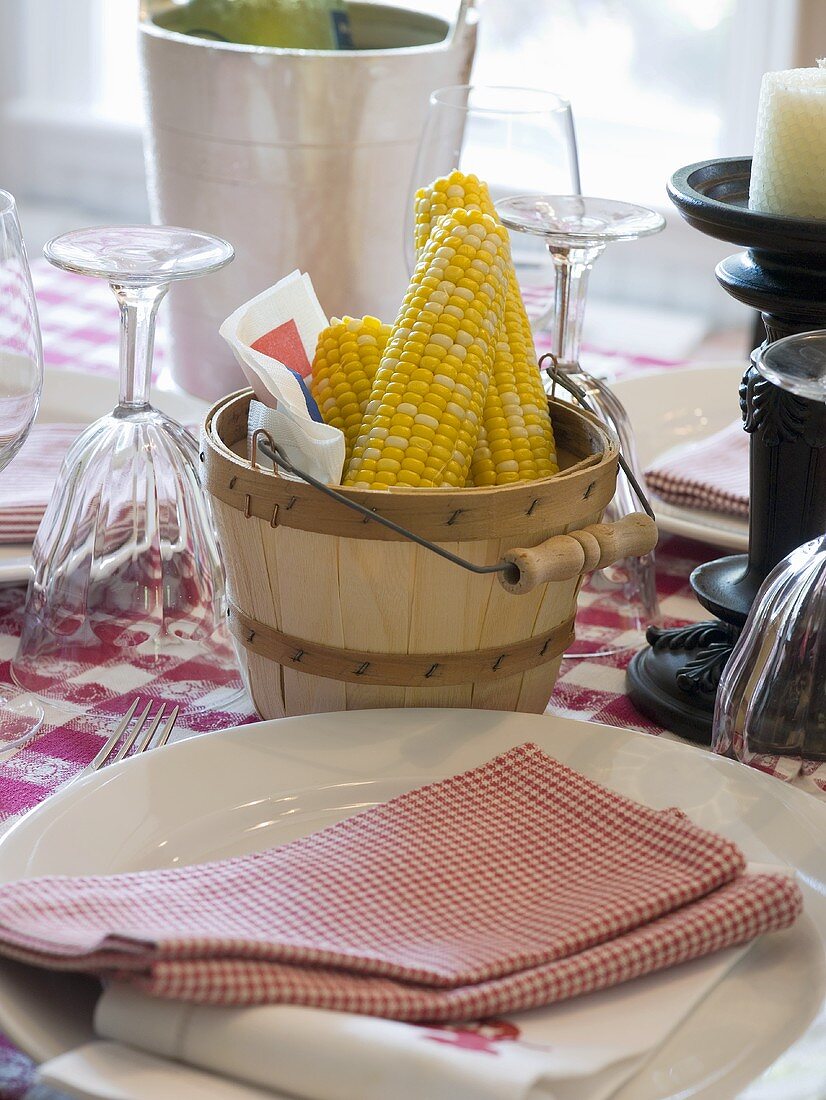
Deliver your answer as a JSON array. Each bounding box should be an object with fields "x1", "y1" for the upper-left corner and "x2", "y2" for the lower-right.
[{"x1": 627, "y1": 158, "x2": 826, "y2": 744}]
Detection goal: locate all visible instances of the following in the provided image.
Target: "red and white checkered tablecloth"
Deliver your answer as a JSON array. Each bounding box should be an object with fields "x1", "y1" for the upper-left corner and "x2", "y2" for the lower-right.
[{"x1": 0, "y1": 263, "x2": 822, "y2": 1099}]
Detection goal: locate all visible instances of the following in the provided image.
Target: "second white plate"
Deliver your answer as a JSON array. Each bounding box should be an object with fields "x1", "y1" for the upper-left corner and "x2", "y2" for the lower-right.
[{"x1": 612, "y1": 362, "x2": 748, "y2": 551}]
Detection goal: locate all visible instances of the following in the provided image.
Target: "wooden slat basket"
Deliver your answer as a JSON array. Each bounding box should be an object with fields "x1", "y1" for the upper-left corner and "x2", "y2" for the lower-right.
[{"x1": 202, "y1": 389, "x2": 655, "y2": 718}]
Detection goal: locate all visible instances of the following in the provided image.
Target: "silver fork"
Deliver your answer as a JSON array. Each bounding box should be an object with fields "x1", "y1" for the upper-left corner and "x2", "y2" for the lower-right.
[{"x1": 69, "y1": 698, "x2": 179, "y2": 785}]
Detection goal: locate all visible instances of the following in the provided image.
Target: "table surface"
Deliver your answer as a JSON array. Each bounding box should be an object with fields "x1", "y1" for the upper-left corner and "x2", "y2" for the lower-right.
[{"x1": 0, "y1": 263, "x2": 823, "y2": 1099}]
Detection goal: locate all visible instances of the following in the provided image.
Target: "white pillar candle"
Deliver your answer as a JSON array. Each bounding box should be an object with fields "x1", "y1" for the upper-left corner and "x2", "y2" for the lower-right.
[{"x1": 749, "y1": 62, "x2": 826, "y2": 219}]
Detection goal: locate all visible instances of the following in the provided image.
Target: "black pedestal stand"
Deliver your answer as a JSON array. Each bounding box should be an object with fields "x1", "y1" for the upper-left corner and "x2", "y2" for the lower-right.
[{"x1": 627, "y1": 158, "x2": 826, "y2": 743}]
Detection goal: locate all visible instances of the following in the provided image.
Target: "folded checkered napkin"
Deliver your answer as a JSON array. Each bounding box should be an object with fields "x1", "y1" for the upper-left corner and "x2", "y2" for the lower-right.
[
  {"x1": 645, "y1": 420, "x2": 749, "y2": 517},
  {"x1": 0, "y1": 743, "x2": 801, "y2": 1020},
  {"x1": 0, "y1": 424, "x2": 83, "y2": 543}
]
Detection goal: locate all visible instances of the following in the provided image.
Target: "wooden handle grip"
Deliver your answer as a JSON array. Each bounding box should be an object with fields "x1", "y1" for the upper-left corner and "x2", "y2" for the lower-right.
[{"x1": 499, "y1": 512, "x2": 658, "y2": 595}]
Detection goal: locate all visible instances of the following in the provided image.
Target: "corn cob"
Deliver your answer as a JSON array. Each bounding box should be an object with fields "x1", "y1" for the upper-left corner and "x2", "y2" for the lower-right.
[
  {"x1": 344, "y1": 208, "x2": 511, "y2": 489},
  {"x1": 310, "y1": 316, "x2": 391, "y2": 458},
  {"x1": 416, "y1": 171, "x2": 558, "y2": 484}
]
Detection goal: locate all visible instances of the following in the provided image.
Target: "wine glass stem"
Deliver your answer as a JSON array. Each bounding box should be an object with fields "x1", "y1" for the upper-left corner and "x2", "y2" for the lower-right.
[
  {"x1": 547, "y1": 244, "x2": 604, "y2": 368},
  {"x1": 112, "y1": 283, "x2": 168, "y2": 407}
]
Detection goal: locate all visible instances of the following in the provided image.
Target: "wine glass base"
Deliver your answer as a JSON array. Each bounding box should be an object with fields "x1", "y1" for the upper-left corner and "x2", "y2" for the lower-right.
[
  {"x1": 496, "y1": 195, "x2": 666, "y2": 247},
  {"x1": 0, "y1": 693, "x2": 44, "y2": 751},
  {"x1": 16, "y1": 401, "x2": 230, "y2": 697},
  {"x1": 44, "y1": 226, "x2": 234, "y2": 285},
  {"x1": 565, "y1": 554, "x2": 661, "y2": 661},
  {"x1": 11, "y1": 625, "x2": 245, "y2": 717}
]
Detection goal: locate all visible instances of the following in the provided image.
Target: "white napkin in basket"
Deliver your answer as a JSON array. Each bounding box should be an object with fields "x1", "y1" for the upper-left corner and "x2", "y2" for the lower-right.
[{"x1": 219, "y1": 271, "x2": 345, "y2": 485}]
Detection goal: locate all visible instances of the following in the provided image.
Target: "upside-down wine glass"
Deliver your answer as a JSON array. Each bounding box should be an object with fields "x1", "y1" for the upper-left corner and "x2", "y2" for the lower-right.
[
  {"x1": 496, "y1": 195, "x2": 665, "y2": 658},
  {"x1": 12, "y1": 226, "x2": 237, "y2": 705},
  {"x1": 405, "y1": 84, "x2": 581, "y2": 278},
  {"x1": 713, "y1": 330, "x2": 826, "y2": 764},
  {"x1": 0, "y1": 191, "x2": 44, "y2": 745}
]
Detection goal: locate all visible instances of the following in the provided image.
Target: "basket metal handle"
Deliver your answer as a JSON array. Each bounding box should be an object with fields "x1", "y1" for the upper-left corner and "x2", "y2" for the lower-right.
[
  {"x1": 256, "y1": 435, "x2": 509, "y2": 578},
  {"x1": 538, "y1": 355, "x2": 655, "y2": 521}
]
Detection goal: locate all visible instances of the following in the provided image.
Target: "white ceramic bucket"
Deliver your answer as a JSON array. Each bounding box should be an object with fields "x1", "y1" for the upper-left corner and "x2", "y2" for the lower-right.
[{"x1": 138, "y1": 2, "x2": 477, "y2": 400}]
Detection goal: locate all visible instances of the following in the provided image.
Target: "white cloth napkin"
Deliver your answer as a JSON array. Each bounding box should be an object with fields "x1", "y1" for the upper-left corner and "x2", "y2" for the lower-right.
[
  {"x1": 90, "y1": 945, "x2": 748, "y2": 1100},
  {"x1": 219, "y1": 271, "x2": 345, "y2": 485},
  {"x1": 645, "y1": 420, "x2": 749, "y2": 517}
]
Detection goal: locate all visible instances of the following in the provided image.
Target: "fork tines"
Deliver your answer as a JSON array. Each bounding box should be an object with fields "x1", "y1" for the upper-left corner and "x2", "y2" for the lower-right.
[{"x1": 88, "y1": 699, "x2": 179, "y2": 774}]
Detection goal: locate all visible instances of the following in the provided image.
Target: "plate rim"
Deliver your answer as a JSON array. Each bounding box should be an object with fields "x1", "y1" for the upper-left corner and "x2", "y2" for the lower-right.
[{"x1": 5, "y1": 709, "x2": 826, "y2": 855}]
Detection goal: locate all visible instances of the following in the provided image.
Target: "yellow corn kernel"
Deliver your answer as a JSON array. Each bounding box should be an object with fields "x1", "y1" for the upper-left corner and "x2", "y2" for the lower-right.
[
  {"x1": 344, "y1": 208, "x2": 511, "y2": 489},
  {"x1": 310, "y1": 316, "x2": 392, "y2": 460}
]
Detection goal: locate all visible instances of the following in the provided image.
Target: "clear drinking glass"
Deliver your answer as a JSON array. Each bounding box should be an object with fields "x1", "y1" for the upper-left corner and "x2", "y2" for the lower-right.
[
  {"x1": 496, "y1": 195, "x2": 665, "y2": 657},
  {"x1": 712, "y1": 331, "x2": 826, "y2": 763},
  {"x1": 13, "y1": 226, "x2": 236, "y2": 704},
  {"x1": 405, "y1": 84, "x2": 581, "y2": 275},
  {"x1": 0, "y1": 191, "x2": 44, "y2": 744}
]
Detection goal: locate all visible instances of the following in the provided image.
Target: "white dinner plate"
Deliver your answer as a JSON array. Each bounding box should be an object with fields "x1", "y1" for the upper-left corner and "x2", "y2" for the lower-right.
[
  {"x1": 0, "y1": 370, "x2": 209, "y2": 586},
  {"x1": 612, "y1": 362, "x2": 749, "y2": 551},
  {"x1": 0, "y1": 710, "x2": 824, "y2": 1099}
]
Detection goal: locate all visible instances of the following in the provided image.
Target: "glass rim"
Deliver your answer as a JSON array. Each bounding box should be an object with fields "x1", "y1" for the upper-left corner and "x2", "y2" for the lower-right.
[
  {"x1": 429, "y1": 84, "x2": 572, "y2": 117},
  {"x1": 0, "y1": 190, "x2": 17, "y2": 217},
  {"x1": 42, "y1": 224, "x2": 235, "y2": 285},
  {"x1": 756, "y1": 328, "x2": 826, "y2": 361},
  {"x1": 754, "y1": 328, "x2": 826, "y2": 396}
]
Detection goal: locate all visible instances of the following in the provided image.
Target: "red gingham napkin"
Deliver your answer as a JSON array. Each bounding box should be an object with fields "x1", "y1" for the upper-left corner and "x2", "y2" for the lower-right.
[
  {"x1": 0, "y1": 424, "x2": 83, "y2": 543},
  {"x1": 0, "y1": 744, "x2": 802, "y2": 1021},
  {"x1": 645, "y1": 420, "x2": 749, "y2": 517}
]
